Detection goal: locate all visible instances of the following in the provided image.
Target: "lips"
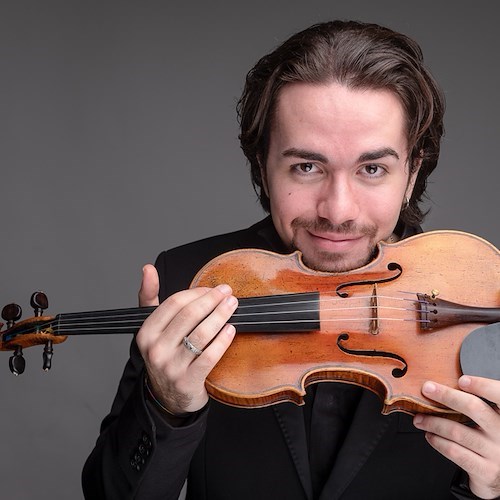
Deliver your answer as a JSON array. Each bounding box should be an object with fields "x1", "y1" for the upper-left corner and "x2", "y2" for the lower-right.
[
  {"x1": 305, "y1": 230, "x2": 365, "y2": 251},
  {"x1": 309, "y1": 231, "x2": 362, "y2": 242},
  {"x1": 308, "y1": 230, "x2": 363, "y2": 243}
]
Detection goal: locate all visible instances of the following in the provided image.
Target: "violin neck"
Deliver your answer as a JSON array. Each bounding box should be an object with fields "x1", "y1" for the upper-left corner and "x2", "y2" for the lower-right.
[
  {"x1": 54, "y1": 307, "x2": 156, "y2": 336},
  {"x1": 53, "y1": 291, "x2": 321, "y2": 337}
]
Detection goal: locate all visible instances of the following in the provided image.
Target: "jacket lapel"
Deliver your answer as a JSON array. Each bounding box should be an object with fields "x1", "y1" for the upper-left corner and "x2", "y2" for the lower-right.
[
  {"x1": 319, "y1": 390, "x2": 393, "y2": 499},
  {"x1": 273, "y1": 404, "x2": 314, "y2": 500}
]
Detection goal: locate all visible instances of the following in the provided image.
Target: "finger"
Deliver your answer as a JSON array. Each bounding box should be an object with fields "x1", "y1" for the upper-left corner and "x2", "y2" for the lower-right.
[
  {"x1": 138, "y1": 264, "x2": 160, "y2": 307},
  {"x1": 421, "y1": 381, "x2": 497, "y2": 428},
  {"x1": 422, "y1": 430, "x2": 494, "y2": 483},
  {"x1": 459, "y1": 375, "x2": 500, "y2": 409},
  {"x1": 137, "y1": 286, "x2": 213, "y2": 352},
  {"x1": 182, "y1": 294, "x2": 239, "y2": 356},
  {"x1": 139, "y1": 284, "x2": 232, "y2": 351},
  {"x1": 414, "y1": 413, "x2": 485, "y2": 456},
  {"x1": 165, "y1": 284, "x2": 235, "y2": 346},
  {"x1": 414, "y1": 381, "x2": 500, "y2": 457},
  {"x1": 188, "y1": 323, "x2": 237, "y2": 381}
]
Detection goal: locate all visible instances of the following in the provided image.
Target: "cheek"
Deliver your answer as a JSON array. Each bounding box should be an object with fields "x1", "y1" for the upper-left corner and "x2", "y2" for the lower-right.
[
  {"x1": 270, "y1": 186, "x2": 312, "y2": 219},
  {"x1": 370, "y1": 193, "x2": 399, "y2": 215},
  {"x1": 270, "y1": 190, "x2": 297, "y2": 222},
  {"x1": 268, "y1": 187, "x2": 309, "y2": 242},
  {"x1": 364, "y1": 187, "x2": 405, "y2": 229}
]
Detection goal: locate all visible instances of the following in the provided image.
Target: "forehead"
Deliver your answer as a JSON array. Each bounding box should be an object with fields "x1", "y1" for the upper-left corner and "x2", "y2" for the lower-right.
[{"x1": 271, "y1": 82, "x2": 408, "y2": 154}]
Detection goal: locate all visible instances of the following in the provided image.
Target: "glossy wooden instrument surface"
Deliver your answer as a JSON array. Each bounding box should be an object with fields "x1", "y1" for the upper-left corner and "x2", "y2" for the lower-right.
[{"x1": 191, "y1": 230, "x2": 500, "y2": 417}]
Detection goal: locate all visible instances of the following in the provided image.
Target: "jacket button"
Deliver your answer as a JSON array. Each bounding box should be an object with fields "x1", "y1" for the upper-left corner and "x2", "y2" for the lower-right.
[{"x1": 142, "y1": 433, "x2": 152, "y2": 448}]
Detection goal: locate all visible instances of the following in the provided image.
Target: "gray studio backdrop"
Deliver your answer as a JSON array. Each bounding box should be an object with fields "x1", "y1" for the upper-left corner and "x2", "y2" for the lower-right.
[{"x1": 1, "y1": 2, "x2": 498, "y2": 499}]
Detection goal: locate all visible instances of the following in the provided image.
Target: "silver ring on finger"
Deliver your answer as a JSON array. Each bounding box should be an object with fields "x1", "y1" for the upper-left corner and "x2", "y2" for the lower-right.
[{"x1": 182, "y1": 336, "x2": 203, "y2": 356}]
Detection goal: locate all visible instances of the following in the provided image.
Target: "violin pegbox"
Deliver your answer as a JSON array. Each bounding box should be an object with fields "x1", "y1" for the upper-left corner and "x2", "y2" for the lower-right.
[{"x1": 0, "y1": 292, "x2": 61, "y2": 375}]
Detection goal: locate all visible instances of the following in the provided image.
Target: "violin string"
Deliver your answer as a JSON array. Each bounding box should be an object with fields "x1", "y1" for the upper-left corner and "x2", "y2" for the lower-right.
[
  {"x1": 52, "y1": 306, "x2": 425, "y2": 332},
  {"x1": 232, "y1": 292, "x2": 421, "y2": 319},
  {"x1": 56, "y1": 300, "x2": 414, "y2": 325},
  {"x1": 23, "y1": 299, "x2": 419, "y2": 327},
  {"x1": 232, "y1": 304, "x2": 412, "y2": 318},
  {"x1": 230, "y1": 317, "x2": 430, "y2": 326},
  {"x1": 4, "y1": 313, "x2": 431, "y2": 338},
  {"x1": 235, "y1": 293, "x2": 418, "y2": 310},
  {"x1": 1, "y1": 311, "x2": 151, "y2": 338},
  {"x1": 50, "y1": 316, "x2": 430, "y2": 333},
  {"x1": 3, "y1": 292, "x2": 431, "y2": 337}
]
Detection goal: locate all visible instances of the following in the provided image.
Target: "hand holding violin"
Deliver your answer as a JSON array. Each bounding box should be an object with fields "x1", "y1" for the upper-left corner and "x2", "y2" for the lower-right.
[
  {"x1": 136, "y1": 264, "x2": 238, "y2": 415},
  {"x1": 414, "y1": 376, "x2": 500, "y2": 499}
]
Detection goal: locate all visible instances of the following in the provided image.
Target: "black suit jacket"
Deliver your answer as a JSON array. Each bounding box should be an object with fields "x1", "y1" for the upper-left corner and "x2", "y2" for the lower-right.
[{"x1": 83, "y1": 217, "x2": 474, "y2": 500}]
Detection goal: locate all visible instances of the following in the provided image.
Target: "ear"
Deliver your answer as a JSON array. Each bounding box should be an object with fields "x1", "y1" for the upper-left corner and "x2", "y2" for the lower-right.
[
  {"x1": 405, "y1": 155, "x2": 422, "y2": 201},
  {"x1": 258, "y1": 155, "x2": 269, "y2": 197}
]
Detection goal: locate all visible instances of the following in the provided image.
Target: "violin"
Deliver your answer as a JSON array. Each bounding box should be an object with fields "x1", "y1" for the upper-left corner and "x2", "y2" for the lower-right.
[{"x1": 1, "y1": 230, "x2": 499, "y2": 419}]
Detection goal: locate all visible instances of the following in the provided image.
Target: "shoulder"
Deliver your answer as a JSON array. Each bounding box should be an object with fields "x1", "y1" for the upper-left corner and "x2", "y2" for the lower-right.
[{"x1": 155, "y1": 217, "x2": 282, "y2": 299}]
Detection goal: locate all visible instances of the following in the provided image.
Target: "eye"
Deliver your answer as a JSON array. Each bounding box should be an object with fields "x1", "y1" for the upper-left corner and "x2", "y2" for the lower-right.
[
  {"x1": 292, "y1": 162, "x2": 321, "y2": 175},
  {"x1": 360, "y1": 164, "x2": 386, "y2": 178}
]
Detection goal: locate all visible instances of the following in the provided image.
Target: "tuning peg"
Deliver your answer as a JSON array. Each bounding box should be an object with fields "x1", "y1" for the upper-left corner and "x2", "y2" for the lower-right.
[
  {"x1": 42, "y1": 340, "x2": 53, "y2": 371},
  {"x1": 1, "y1": 303, "x2": 22, "y2": 328},
  {"x1": 30, "y1": 292, "x2": 48, "y2": 317},
  {"x1": 9, "y1": 346, "x2": 26, "y2": 376}
]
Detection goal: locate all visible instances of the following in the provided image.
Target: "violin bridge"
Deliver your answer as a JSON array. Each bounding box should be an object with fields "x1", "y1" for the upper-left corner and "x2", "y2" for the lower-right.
[{"x1": 369, "y1": 284, "x2": 380, "y2": 335}]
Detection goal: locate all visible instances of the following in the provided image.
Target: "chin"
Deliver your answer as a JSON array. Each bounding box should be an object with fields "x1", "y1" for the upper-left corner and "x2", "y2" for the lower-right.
[
  {"x1": 289, "y1": 225, "x2": 381, "y2": 273},
  {"x1": 300, "y1": 248, "x2": 376, "y2": 273},
  {"x1": 300, "y1": 253, "x2": 368, "y2": 273}
]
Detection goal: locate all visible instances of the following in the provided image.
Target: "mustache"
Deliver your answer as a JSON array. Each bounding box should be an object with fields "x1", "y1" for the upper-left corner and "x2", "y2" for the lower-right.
[{"x1": 290, "y1": 217, "x2": 377, "y2": 238}]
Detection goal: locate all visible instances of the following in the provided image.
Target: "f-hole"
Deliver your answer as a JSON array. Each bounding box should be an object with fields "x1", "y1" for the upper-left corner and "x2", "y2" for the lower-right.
[
  {"x1": 336, "y1": 332, "x2": 408, "y2": 378},
  {"x1": 336, "y1": 262, "x2": 403, "y2": 298}
]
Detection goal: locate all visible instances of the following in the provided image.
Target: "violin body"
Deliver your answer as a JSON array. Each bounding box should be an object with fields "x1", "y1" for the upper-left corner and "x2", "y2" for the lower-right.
[{"x1": 191, "y1": 230, "x2": 500, "y2": 418}]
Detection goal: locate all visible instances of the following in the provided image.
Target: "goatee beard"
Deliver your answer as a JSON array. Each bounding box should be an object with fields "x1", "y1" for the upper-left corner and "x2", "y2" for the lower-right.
[{"x1": 290, "y1": 217, "x2": 378, "y2": 272}]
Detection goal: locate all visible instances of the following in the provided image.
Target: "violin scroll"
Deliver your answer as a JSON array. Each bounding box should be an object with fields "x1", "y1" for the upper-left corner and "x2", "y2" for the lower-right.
[{"x1": 0, "y1": 292, "x2": 63, "y2": 374}]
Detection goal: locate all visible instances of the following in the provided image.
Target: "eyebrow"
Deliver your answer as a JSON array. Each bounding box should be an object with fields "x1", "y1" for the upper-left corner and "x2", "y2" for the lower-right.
[
  {"x1": 282, "y1": 147, "x2": 400, "y2": 163},
  {"x1": 282, "y1": 148, "x2": 328, "y2": 163},
  {"x1": 358, "y1": 147, "x2": 400, "y2": 162}
]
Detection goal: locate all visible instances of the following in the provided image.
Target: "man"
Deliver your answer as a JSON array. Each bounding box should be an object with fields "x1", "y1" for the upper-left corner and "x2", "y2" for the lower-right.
[{"x1": 82, "y1": 21, "x2": 500, "y2": 499}]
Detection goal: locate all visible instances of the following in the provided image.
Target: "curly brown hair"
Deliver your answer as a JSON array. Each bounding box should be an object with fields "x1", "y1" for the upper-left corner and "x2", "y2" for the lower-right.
[{"x1": 238, "y1": 20, "x2": 445, "y2": 226}]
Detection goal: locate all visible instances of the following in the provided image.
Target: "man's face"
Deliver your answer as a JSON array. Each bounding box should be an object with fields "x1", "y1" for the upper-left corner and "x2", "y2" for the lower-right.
[{"x1": 262, "y1": 82, "x2": 419, "y2": 273}]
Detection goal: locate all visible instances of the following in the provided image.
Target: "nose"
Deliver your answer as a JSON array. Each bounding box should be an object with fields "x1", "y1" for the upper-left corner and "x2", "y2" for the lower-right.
[{"x1": 316, "y1": 175, "x2": 360, "y2": 225}]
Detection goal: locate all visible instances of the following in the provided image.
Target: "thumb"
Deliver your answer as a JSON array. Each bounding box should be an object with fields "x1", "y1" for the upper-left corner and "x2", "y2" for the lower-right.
[{"x1": 138, "y1": 264, "x2": 160, "y2": 307}]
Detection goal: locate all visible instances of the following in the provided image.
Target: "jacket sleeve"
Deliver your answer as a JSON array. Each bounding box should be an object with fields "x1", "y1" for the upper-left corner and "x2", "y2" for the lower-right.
[
  {"x1": 81, "y1": 337, "x2": 208, "y2": 500},
  {"x1": 81, "y1": 251, "x2": 208, "y2": 500}
]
